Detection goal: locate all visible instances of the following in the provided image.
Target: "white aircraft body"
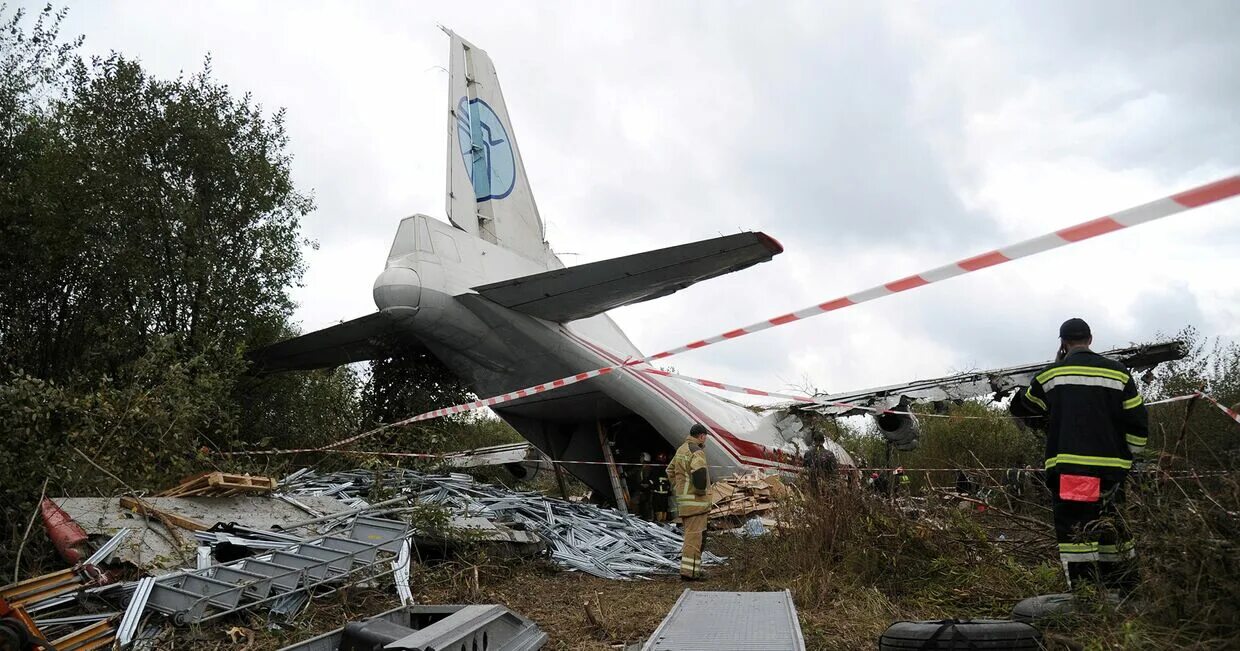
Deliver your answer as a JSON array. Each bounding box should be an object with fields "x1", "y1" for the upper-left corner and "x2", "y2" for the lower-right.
[{"x1": 254, "y1": 30, "x2": 838, "y2": 502}]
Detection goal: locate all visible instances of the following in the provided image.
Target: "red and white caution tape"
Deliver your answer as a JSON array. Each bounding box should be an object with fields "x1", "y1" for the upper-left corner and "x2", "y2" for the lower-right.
[
  {"x1": 225, "y1": 176, "x2": 1239, "y2": 456},
  {"x1": 644, "y1": 176, "x2": 1240, "y2": 360},
  {"x1": 644, "y1": 368, "x2": 1212, "y2": 422},
  {"x1": 314, "y1": 366, "x2": 616, "y2": 451},
  {"x1": 226, "y1": 366, "x2": 617, "y2": 456},
  {"x1": 1145, "y1": 394, "x2": 1201, "y2": 406},
  {"x1": 1199, "y1": 392, "x2": 1240, "y2": 427},
  {"x1": 641, "y1": 368, "x2": 898, "y2": 414}
]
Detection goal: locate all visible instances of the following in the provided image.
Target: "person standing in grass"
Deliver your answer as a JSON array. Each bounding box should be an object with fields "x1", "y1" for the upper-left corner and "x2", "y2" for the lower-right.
[
  {"x1": 1014, "y1": 318, "x2": 1148, "y2": 598},
  {"x1": 667, "y1": 423, "x2": 712, "y2": 580}
]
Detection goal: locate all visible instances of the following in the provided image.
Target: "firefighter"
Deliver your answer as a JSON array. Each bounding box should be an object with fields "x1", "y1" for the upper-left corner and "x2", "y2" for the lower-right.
[
  {"x1": 894, "y1": 466, "x2": 911, "y2": 496},
  {"x1": 1013, "y1": 318, "x2": 1148, "y2": 597},
  {"x1": 651, "y1": 451, "x2": 671, "y2": 521},
  {"x1": 667, "y1": 423, "x2": 712, "y2": 580},
  {"x1": 803, "y1": 429, "x2": 838, "y2": 493}
]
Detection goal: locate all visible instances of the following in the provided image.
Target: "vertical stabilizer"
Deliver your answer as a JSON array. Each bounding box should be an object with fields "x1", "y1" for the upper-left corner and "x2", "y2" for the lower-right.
[{"x1": 444, "y1": 28, "x2": 553, "y2": 265}]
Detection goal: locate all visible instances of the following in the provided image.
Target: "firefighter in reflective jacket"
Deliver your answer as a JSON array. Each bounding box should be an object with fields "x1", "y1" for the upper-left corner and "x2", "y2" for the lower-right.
[
  {"x1": 1013, "y1": 318, "x2": 1148, "y2": 597},
  {"x1": 667, "y1": 423, "x2": 712, "y2": 580}
]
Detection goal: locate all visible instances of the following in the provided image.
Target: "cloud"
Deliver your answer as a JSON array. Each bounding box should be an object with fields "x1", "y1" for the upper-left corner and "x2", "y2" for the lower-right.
[{"x1": 50, "y1": 0, "x2": 1240, "y2": 398}]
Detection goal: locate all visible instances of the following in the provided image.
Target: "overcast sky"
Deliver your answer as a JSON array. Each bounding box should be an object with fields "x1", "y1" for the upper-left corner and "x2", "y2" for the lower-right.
[{"x1": 53, "y1": 1, "x2": 1239, "y2": 398}]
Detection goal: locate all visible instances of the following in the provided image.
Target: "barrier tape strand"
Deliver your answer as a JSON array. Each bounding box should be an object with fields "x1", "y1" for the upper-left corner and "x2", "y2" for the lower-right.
[{"x1": 226, "y1": 175, "x2": 1240, "y2": 456}]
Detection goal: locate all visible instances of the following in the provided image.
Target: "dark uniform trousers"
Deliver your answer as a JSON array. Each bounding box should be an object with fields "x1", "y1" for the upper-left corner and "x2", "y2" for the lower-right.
[{"x1": 1049, "y1": 472, "x2": 1138, "y2": 595}]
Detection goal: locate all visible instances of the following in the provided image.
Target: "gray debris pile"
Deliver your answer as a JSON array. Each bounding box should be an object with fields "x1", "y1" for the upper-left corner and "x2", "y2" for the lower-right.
[{"x1": 282, "y1": 468, "x2": 723, "y2": 579}]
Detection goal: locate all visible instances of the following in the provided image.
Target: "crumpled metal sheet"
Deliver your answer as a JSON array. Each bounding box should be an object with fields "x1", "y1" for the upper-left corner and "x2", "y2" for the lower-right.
[{"x1": 282, "y1": 468, "x2": 722, "y2": 579}]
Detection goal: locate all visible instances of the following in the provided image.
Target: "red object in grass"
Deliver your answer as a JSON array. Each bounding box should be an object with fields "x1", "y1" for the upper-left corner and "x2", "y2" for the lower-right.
[{"x1": 40, "y1": 498, "x2": 90, "y2": 565}]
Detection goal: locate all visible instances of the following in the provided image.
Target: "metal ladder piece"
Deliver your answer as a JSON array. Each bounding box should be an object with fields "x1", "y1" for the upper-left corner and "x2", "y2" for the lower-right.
[
  {"x1": 642, "y1": 590, "x2": 806, "y2": 651},
  {"x1": 144, "y1": 516, "x2": 410, "y2": 626}
]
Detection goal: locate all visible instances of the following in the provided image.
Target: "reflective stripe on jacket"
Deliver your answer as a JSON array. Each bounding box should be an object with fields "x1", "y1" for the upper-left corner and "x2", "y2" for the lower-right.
[
  {"x1": 667, "y1": 441, "x2": 711, "y2": 516},
  {"x1": 1015, "y1": 349, "x2": 1149, "y2": 478}
]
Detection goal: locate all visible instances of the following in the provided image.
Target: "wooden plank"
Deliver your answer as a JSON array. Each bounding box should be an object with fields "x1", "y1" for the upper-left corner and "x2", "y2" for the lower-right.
[
  {"x1": 156, "y1": 472, "x2": 212, "y2": 497},
  {"x1": 118, "y1": 496, "x2": 209, "y2": 532},
  {"x1": 208, "y1": 473, "x2": 276, "y2": 493}
]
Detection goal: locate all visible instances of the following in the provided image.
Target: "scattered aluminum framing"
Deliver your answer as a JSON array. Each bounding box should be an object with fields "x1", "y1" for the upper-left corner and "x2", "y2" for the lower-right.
[
  {"x1": 33, "y1": 612, "x2": 119, "y2": 628},
  {"x1": 116, "y1": 576, "x2": 155, "y2": 646},
  {"x1": 283, "y1": 468, "x2": 722, "y2": 579},
  {"x1": 276, "y1": 603, "x2": 547, "y2": 651},
  {"x1": 642, "y1": 589, "x2": 805, "y2": 651},
  {"x1": 143, "y1": 514, "x2": 410, "y2": 626},
  {"x1": 84, "y1": 528, "x2": 132, "y2": 566}
]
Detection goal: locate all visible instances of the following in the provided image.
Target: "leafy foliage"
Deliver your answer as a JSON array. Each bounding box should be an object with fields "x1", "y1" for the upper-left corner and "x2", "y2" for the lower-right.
[
  {"x1": 358, "y1": 347, "x2": 477, "y2": 451},
  {"x1": 0, "y1": 5, "x2": 357, "y2": 574}
]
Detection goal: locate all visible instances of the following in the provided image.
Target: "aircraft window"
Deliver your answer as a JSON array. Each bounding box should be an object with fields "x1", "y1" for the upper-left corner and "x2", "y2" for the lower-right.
[
  {"x1": 432, "y1": 231, "x2": 461, "y2": 262},
  {"x1": 388, "y1": 218, "x2": 418, "y2": 259},
  {"x1": 416, "y1": 217, "x2": 433, "y2": 253}
]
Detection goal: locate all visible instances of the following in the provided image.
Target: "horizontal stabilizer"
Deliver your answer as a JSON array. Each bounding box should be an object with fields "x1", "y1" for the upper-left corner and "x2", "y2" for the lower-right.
[
  {"x1": 470, "y1": 231, "x2": 783, "y2": 322},
  {"x1": 248, "y1": 312, "x2": 423, "y2": 374}
]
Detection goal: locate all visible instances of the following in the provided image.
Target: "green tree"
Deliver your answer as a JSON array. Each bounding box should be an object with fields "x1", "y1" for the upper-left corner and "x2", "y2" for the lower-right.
[
  {"x1": 0, "y1": 5, "x2": 360, "y2": 575},
  {"x1": 358, "y1": 347, "x2": 475, "y2": 450}
]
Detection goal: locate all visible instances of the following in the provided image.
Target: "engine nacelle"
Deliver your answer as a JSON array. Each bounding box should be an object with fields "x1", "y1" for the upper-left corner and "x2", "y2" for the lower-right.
[
  {"x1": 504, "y1": 461, "x2": 540, "y2": 482},
  {"x1": 875, "y1": 410, "x2": 920, "y2": 451}
]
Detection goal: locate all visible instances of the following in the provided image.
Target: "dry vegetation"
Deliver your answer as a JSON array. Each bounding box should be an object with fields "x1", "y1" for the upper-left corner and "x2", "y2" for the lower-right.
[{"x1": 158, "y1": 464, "x2": 1237, "y2": 650}]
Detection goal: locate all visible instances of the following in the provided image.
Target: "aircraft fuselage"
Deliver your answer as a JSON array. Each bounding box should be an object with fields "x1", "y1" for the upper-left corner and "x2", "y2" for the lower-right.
[{"x1": 372, "y1": 214, "x2": 813, "y2": 497}]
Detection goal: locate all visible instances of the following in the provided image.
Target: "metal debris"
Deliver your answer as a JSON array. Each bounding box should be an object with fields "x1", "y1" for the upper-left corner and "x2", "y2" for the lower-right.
[
  {"x1": 84, "y1": 528, "x2": 132, "y2": 567},
  {"x1": 642, "y1": 589, "x2": 806, "y2": 651},
  {"x1": 283, "y1": 468, "x2": 722, "y2": 579},
  {"x1": 392, "y1": 540, "x2": 413, "y2": 606},
  {"x1": 276, "y1": 603, "x2": 547, "y2": 651},
  {"x1": 116, "y1": 577, "x2": 154, "y2": 646},
  {"x1": 144, "y1": 515, "x2": 409, "y2": 625}
]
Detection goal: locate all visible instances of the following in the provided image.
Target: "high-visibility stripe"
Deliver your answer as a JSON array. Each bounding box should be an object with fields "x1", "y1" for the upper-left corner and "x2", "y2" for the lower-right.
[
  {"x1": 1037, "y1": 365, "x2": 1129, "y2": 384},
  {"x1": 1125, "y1": 433, "x2": 1148, "y2": 446},
  {"x1": 1024, "y1": 387, "x2": 1047, "y2": 411},
  {"x1": 1123, "y1": 395, "x2": 1144, "y2": 410},
  {"x1": 1098, "y1": 541, "x2": 1135, "y2": 554},
  {"x1": 1043, "y1": 375, "x2": 1126, "y2": 392},
  {"x1": 1059, "y1": 542, "x2": 1099, "y2": 553},
  {"x1": 1045, "y1": 454, "x2": 1133, "y2": 470},
  {"x1": 1098, "y1": 541, "x2": 1137, "y2": 561}
]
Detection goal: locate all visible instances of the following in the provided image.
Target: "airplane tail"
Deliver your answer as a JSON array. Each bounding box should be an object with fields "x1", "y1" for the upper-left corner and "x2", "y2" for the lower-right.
[{"x1": 444, "y1": 29, "x2": 554, "y2": 266}]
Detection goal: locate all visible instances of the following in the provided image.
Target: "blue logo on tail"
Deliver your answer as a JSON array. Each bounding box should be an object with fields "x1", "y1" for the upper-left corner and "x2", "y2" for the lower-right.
[{"x1": 456, "y1": 97, "x2": 516, "y2": 202}]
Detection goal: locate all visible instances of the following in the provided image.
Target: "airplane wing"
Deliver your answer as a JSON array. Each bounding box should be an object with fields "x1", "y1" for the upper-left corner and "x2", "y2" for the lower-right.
[
  {"x1": 247, "y1": 312, "x2": 424, "y2": 374},
  {"x1": 790, "y1": 341, "x2": 1186, "y2": 417},
  {"x1": 470, "y1": 231, "x2": 783, "y2": 322}
]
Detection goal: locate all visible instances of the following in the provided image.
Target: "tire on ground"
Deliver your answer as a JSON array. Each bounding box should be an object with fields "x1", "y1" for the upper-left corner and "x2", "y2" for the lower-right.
[
  {"x1": 878, "y1": 619, "x2": 1042, "y2": 650},
  {"x1": 1011, "y1": 593, "x2": 1077, "y2": 623}
]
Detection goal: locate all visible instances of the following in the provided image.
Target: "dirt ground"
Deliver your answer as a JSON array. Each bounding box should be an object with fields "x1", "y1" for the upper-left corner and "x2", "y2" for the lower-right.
[{"x1": 187, "y1": 536, "x2": 961, "y2": 651}]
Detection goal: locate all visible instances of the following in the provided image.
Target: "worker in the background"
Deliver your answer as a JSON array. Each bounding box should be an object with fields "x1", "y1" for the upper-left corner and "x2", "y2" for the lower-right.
[
  {"x1": 652, "y1": 452, "x2": 671, "y2": 522},
  {"x1": 627, "y1": 452, "x2": 655, "y2": 520},
  {"x1": 895, "y1": 466, "x2": 911, "y2": 496},
  {"x1": 870, "y1": 471, "x2": 888, "y2": 496},
  {"x1": 667, "y1": 423, "x2": 712, "y2": 580},
  {"x1": 1013, "y1": 318, "x2": 1148, "y2": 598},
  {"x1": 803, "y1": 429, "x2": 838, "y2": 493}
]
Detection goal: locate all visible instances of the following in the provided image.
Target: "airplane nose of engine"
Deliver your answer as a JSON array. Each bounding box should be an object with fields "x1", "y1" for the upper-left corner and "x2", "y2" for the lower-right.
[{"x1": 373, "y1": 266, "x2": 421, "y2": 315}]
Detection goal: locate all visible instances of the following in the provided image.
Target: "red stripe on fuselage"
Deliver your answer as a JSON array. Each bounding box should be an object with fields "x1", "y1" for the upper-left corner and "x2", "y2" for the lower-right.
[{"x1": 563, "y1": 330, "x2": 795, "y2": 470}]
